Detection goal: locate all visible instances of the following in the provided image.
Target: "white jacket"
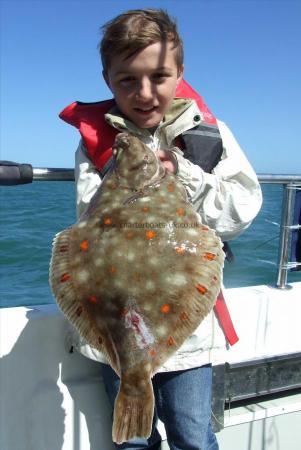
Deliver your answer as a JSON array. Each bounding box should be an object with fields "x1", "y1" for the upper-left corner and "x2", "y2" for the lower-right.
[{"x1": 69, "y1": 99, "x2": 262, "y2": 371}]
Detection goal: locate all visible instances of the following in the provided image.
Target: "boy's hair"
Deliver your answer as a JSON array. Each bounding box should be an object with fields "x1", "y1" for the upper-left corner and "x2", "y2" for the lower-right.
[{"x1": 99, "y1": 9, "x2": 183, "y2": 73}]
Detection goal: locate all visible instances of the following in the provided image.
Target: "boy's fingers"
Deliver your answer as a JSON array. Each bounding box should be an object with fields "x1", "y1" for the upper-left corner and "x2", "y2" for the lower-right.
[{"x1": 157, "y1": 150, "x2": 178, "y2": 174}]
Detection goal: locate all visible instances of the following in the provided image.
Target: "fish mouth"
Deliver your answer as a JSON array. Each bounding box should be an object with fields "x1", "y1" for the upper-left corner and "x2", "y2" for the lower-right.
[{"x1": 113, "y1": 133, "x2": 131, "y2": 152}]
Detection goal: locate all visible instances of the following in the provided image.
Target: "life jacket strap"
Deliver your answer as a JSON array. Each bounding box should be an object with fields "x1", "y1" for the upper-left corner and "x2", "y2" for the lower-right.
[{"x1": 214, "y1": 291, "x2": 239, "y2": 346}]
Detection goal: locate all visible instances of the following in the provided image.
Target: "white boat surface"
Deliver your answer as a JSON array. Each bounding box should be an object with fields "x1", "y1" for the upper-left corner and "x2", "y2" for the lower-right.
[{"x1": 1, "y1": 282, "x2": 300, "y2": 450}]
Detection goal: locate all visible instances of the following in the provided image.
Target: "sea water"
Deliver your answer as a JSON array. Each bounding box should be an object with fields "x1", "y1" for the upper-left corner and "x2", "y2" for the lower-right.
[{"x1": 0, "y1": 182, "x2": 300, "y2": 308}]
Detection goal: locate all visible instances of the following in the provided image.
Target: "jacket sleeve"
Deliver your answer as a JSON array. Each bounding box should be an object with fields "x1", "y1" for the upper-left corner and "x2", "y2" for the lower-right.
[
  {"x1": 173, "y1": 120, "x2": 263, "y2": 241},
  {"x1": 75, "y1": 140, "x2": 102, "y2": 219}
]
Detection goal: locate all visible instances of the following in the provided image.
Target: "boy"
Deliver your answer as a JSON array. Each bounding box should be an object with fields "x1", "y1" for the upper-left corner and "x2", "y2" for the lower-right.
[{"x1": 60, "y1": 8, "x2": 262, "y2": 450}]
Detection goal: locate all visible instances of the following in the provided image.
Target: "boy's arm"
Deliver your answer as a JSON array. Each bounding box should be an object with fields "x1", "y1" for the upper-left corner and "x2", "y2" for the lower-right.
[
  {"x1": 173, "y1": 120, "x2": 262, "y2": 241},
  {"x1": 75, "y1": 140, "x2": 102, "y2": 219}
]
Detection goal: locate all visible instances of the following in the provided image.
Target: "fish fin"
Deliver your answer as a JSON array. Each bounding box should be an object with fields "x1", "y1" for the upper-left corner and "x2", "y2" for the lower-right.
[
  {"x1": 151, "y1": 245, "x2": 224, "y2": 374},
  {"x1": 49, "y1": 228, "x2": 89, "y2": 336},
  {"x1": 49, "y1": 228, "x2": 120, "y2": 373},
  {"x1": 112, "y1": 377, "x2": 154, "y2": 444}
]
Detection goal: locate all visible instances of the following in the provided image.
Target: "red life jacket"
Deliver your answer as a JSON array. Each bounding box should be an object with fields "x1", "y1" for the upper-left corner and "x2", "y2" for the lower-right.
[
  {"x1": 59, "y1": 79, "x2": 217, "y2": 172},
  {"x1": 59, "y1": 79, "x2": 239, "y2": 346}
]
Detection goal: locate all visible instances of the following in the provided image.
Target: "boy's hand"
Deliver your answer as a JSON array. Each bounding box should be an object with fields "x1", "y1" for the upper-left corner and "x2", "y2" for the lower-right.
[{"x1": 157, "y1": 150, "x2": 178, "y2": 174}]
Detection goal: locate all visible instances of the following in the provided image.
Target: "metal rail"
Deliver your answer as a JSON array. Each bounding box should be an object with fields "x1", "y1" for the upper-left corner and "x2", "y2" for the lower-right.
[
  {"x1": 32, "y1": 167, "x2": 75, "y2": 181},
  {"x1": 257, "y1": 174, "x2": 301, "y2": 184},
  {"x1": 257, "y1": 175, "x2": 301, "y2": 288},
  {"x1": 28, "y1": 170, "x2": 301, "y2": 185},
  {"x1": 276, "y1": 183, "x2": 300, "y2": 288},
  {"x1": 260, "y1": 177, "x2": 301, "y2": 288}
]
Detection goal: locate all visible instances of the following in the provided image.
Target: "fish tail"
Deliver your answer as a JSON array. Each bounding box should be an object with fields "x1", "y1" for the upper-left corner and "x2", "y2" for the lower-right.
[{"x1": 112, "y1": 376, "x2": 154, "y2": 444}]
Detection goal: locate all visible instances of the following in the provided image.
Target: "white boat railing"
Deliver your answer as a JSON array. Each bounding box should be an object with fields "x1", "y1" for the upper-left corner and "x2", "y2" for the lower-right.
[{"x1": 0, "y1": 163, "x2": 300, "y2": 289}]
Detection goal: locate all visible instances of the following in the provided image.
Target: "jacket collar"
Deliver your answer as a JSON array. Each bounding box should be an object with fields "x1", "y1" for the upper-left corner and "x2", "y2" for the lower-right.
[{"x1": 104, "y1": 98, "x2": 202, "y2": 145}]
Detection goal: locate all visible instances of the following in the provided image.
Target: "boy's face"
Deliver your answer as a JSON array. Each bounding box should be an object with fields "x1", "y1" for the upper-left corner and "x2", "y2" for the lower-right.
[{"x1": 103, "y1": 41, "x2": 184, "y2": 129}]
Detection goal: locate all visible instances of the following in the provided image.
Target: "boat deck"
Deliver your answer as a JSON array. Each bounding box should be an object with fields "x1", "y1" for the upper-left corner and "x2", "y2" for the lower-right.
[{"x1": 1, "y1": 282, "x2": 300, "y2": 449}]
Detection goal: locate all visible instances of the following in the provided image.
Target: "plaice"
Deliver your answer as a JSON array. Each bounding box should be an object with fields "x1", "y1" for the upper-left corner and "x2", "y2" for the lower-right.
[{"x1": 49, "y1": 132, "x2": 224, "y2": 444}]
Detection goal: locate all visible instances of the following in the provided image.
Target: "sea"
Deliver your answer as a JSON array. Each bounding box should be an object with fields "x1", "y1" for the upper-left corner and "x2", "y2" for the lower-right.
[{"x1": 0, "y1": 182, "x2": 300, "y2": 308}]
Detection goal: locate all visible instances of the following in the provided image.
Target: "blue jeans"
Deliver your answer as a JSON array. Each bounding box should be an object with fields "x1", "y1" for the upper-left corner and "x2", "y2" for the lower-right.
[{"x1": 101, "y1": 363, "x2": 219, "y2": 450}]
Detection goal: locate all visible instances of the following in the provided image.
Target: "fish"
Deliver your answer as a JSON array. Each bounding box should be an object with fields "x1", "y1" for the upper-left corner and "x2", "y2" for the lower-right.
[{"x1": 49, "y1": 132, "x2": 224, "y2": 444}]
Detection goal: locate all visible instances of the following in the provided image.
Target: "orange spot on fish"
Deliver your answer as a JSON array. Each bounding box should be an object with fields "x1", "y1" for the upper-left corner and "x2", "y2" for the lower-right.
[
  {"x1": 88, "y1": 295, "x2": 98, "y2": 304},
  {"x1": 167, "y1": 183, "x2": 175, "y2": 192},
  {"x1": 149, "y1": 348, "x2": 157, "y2": 357},
  {"x1": 160, "y1": 304, "x2": 171, "y2": 314},
  {"x1": 59, "y1": 245, "x2": 69, "y2": 253},
  {"x1": 167, "y1": 336, "x2": 175, "y2": 346},
  {"x1": 142, "y1": 206, "x2": 150, "y2": 213},
  {"x1": 76, "y1": 306, "x2": 83, "y2": 316},
  {"x1": 146, "y1": 230, "x2": 156, "y2": 240},
  {"x1": 196, "y1": 284, "x2": 208, "y2": 295},
  {"x1": 180, "y1": 311, "x2": 189, "y2": 321},
  {"x1": 108, "y1": 266, "x2": 117, "y2": 274},
  {"x1": 104, "y1": 217, "x2": 112, "y2": 225},
  {"x1": 80, "y1": 239, "x2": 89, "y2": 251},
  {"x1": 175, "y1": 246, "x2": 185, "y2": 254},
  {"x1": 203, "y1": 252, "x2": 216, "y2": 261},
  {"x1": 126, "y1": 231, "x2": 134, "y2": 239},
  {"x1": 176, "y1": 207, "x2": 185, "y2": 216},
  {"x1": 60, "y1": 273, "x2": 71, "y2": 283}
]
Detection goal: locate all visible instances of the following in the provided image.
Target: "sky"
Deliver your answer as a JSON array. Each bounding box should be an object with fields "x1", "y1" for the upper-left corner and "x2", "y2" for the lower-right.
[{"x1": 1, "y1": 0, "x2": 300, "y2": 174}]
